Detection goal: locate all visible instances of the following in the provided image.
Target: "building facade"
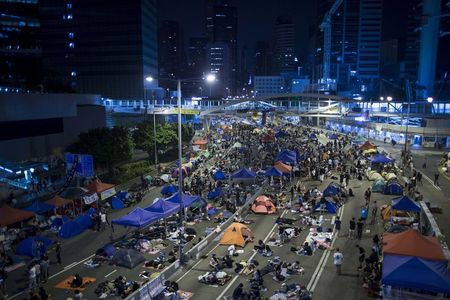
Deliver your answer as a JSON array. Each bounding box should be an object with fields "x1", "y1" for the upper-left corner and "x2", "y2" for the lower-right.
[
  {"x1": 273, "y1": 16, "x2": 297, "y2": 74},
  {"x1": 254, "y1": 76, "x2": 285, "y2": 96}
]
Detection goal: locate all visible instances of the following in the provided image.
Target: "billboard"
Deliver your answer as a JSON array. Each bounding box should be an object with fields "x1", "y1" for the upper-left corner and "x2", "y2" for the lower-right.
[{"x1": 65, "y1": 153, "x2": 94, "y2": 178}]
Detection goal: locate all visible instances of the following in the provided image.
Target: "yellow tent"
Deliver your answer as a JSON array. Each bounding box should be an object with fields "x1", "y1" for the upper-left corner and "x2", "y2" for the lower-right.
[
  {"x1": 219, "y1": 222, "x2": 254, "y2": 247},
  {"x1": 363, "y1": 149, "x2": 378, "y2": 156}
]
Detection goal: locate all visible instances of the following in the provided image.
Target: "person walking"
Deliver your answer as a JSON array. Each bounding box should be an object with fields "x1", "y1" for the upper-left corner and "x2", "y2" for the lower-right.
[
  {"x1": 34, "y1": 261, "x2": 41, "y2": 285},
  {"x1": 434, "y1": 173, "x2": 439, "y2": 186},
  {"x1": 348, "y1": 217, "x2": 356, "y2": 239},
  {"x1": 28, "y1": 264, "x2": 37, "y2": 290},
  {"x1": 55, "y1": 242, "x2": 61, "y2": 264},
  {"x1": 356, "y1": 218, "x2": 364, "y2": 240},
  {"x1": 40, "y1": 255, "x2": 50, "y2": 282},
  {"x1": 334, "y1": 216, "x2": 341, "y2": 236},
  {"x1": 370, "y1": 201, "x2": 378, "y2": 225},
  {"x1": 333, "y1": 248, "x2": 343, "y2": 275},
  {"x1": 356, "y1": 245, "x2": 366, "y2": 269}
]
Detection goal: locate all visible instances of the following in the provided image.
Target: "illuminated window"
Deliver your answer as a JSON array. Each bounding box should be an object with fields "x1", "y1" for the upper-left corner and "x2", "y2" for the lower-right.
[
  {"x1": 68, "y1": 42, "x2": 75, "y2": 48},
  {"x1": 67, "y1": 3, "x2": 72, "y2": 9},
  {"x1": 67, "y1": 14, "x2": 73, "y2": 19},
  {"x1": 70, "y1": 71, "x2": 77, "y2": 77},
  {"x1": 68, "y1": 32, "x2": 74, "y2": 38}
]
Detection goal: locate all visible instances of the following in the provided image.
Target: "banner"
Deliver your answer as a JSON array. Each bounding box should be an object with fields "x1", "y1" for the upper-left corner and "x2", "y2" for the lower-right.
[
  {"x1": 83, "y1": 193, "x2": 98, "y2": 205},
  {"x1": 100, "y1": 187, "x2": 116, "y2": 200}
]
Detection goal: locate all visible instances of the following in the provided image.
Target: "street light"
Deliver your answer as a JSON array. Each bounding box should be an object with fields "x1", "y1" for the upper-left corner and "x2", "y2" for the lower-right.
[
  {"x1": 145, "y1": 76, "x2": 154, "y2": 82},
  {"x1": 386, "y1": 96, "x2": 393, "y2": 102},
  {"x1": 379, "y1": 97, "x2": 384, "y2": 101},
  {"x1": 427, "y1": 96, "x2": 434, "y2": 103}
]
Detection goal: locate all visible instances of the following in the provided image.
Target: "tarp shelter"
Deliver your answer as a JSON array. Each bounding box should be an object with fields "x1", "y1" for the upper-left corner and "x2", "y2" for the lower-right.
[
  {"x1": 251, "y1": 196, "x2": 276, "y2": 214},
  {"x1": 16, "y1": 236, "x2": 53, "y2": 258},
  {"x1": 0, "y1": 205, "x2": 35, "y2": 226},
  {"x1": 372, "y1": 179, "x2": 385, "y2": 193},
  {"x1": 275, "y1": 153, "x2": 296, "y2": 165},
  {"x1": 265, "y1": 167, "x2": 283, "y2": 177},
  {"x1": 193, "y1": 139, "x2": 208, "y2": 150},
  {"x1": 314, "y1": 198, "x2": 338, "y2": 213},
  {"x1": 383, "y1": 230, "x2": 445, "y2": 260},
  {"x1": 370, "y1": 154, "x2": 394, "y2": 164},
  {"x1": 359, "y1": 141, "x2": 377, "y2": 151},
  {"x1": 59, "y1": 208, "x2": 96, "y2": 238},
  {"x1": 111, "y1": 249, "x2": 145, "y2": 269},
  {"x1": 309, "y1": 133, "x2": 317, "y2": 139},
  {"x1": 328, "y1": 133, "x2": 338, "y2": 140},
  {"x1": 144, "y1": 199, "x2": 179, "y2": 218},
  {"x1": 24, "y1": 201, "x2": 55, "y2": 214},
  {"x1": 110, "y1": 196, "x2": 124, "y2": 209},
  {"x1": 231, "y1": 168, "x2": 256, "y2": 180},
  {"x1": 208, "y1": 187, "x2": 223, "y2": 200},
  {"x1": 382, "y1": 255, "x2": 450, "y2": 294},
  {"x1": 96, "y1": 244, "x2": 116, "y2": 257},
  {"x1": 212, "y1": 170, "x2": 227, "y2": 181},
  {"x1": 112, "y1": 208, "x2": 161, "y2": 228},
  {"x1": 323, "y1": 183, "x2": 341, "y2": 197},
  {"x1": 87, "y1": 180, "x2": 116, "y2": 200},
  {"x1": 165, "y1": 192, "x2": 201, "y2": 208},
  {"x1": 391, "y1": 196, "x2": 421, "y2": 212},
  {"x1": 274, "y1": 161, "x2": 292, "y2": 174},
  {"x1": 161, "y1": 185, "x2": 178, "y2": 196},
  {"x1": 384, "y1": 179, "x2": 403, "y2": 195},
  {"x1": 46, "y1": 196, "x2": 73, "y2": 207},
  {"x1": 219, "y1": 222, "x2": 254, "y2": 247},
  {"x1": 116, "y1": 191, "x2": 130, "y2": 201}
]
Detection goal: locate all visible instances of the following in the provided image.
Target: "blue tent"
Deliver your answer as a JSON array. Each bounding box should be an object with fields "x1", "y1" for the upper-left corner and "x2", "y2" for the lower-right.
[
  {"x1": 161, "y1": 185, "x2": 178, "y2": 196},
  {"x1": 391, "y1": 196, "x2": 421, "y2": 212},
  {"x1": 384, "y1": 180, "x2": 403, "y2": 195},
  {"x1": 59, "y1": 221, "x2": 84, "y2": 238},
  {"x1": 165, "y1": 192, "x2": 201, "y2": 207},
  {"x1": 370, "y1": 154, "x2": 394, "y2": 164},
  {"x1": 112, "y1": 207, "x2": 160, "y2": 228},
  {"x1": 309, "y1": 133, "x2": 317, "y2": 139},
  {"x1": 23, "y1": 201, "x2": 55, "y2": 214},
  {"x1": 16, "y1": 236, "x2": 53, "y2": 258},
  {"x1": 276, "y1": 153, "x2": 297, "y2": 164},
  {"x1": 323, "y1": 183, "x2": 341, "y2": 197},
  {"x1": 265, "y1": 167, "x2": 283, "y2": 177},
  {"x1": 208, "y1": 187, "x2": 223, "y2": 200},
  {"x1": 314, "y1": 199, "x2": 337, "y2": 213},
  {"x1": 212, "y1": 170, "x2": 227, "y2": 181},
  {"x1": 328, "y1": 133, "x2": 338, "y2": 140},
  {"x1": 382, "y1": 254, "x2": 450, "y2": 294},
  {"x1": 144, "y1": 199, "x2": 179, "y2": 218},
  {"x1": 231, "y1": 168, "x2": 256, "y2": 180},
  {"x1": 116, "y1": 191, "x2": 130, "y2": 200},
  {"x1": 111, "y1": 196, "x2": 124, "y2": 209},
  {"x1": 275, "y1": 131, "x2": 288, "y2": 138},
  {"x1": 372, "y1": 179, "x2": 385, "y2": 193},
  {"x1": 97, "y1": 244, "x2": 116, "y2": 257}
]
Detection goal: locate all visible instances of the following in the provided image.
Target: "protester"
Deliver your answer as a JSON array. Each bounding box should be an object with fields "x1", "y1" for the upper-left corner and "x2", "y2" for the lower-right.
[{"x1": 333, "y1": 248, "x2": 343, "y2": 275}]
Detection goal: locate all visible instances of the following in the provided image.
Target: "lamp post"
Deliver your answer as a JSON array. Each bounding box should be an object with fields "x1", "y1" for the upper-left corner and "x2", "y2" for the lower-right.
[{"x1": 145, "y1": 76, "x2": 158, "y2": 166}]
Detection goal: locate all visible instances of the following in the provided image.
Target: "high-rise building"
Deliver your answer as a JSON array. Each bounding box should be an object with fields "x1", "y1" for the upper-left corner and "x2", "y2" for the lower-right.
[
  {"x1": 206, "y1": 42, "x2": 231, "y2": 97},
  {"x1": 254, "y1": 41, "x2": 274, "y2": 76},
  {"x1": 40, "y1": 0, "x2": 158, "y2": 100},
  {"x1": 273, "y1": 16, "x2": 297, "y2": 74},
  {"x1": 158, "y1": 20, "x2": 185, "y2": 84},
  {"x1": 0, "y1": 0, "x2": 41, "y2": 90},
  {"x1": 187, "y1": 37, "x2": 208, "y2": 77}
]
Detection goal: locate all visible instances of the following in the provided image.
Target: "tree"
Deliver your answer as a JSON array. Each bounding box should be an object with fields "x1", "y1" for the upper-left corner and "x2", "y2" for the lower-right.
[
  {"x1": 181, "y1": 124, "x2": 194, "y2": 143},
  {"x1": 133, "y1": 122, "x2": 178, "y2": 159}
]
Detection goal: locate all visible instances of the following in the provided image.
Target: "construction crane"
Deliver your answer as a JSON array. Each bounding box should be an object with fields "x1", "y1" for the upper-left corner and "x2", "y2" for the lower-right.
[{"x1": 320, "y1": 0, "x2": 344, "y2": 82}]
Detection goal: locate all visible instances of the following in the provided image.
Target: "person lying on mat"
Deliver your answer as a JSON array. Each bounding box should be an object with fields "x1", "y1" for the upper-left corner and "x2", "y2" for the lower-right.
[{"x1": 70, "y1": 274, "x2": 83, "y2": 288}]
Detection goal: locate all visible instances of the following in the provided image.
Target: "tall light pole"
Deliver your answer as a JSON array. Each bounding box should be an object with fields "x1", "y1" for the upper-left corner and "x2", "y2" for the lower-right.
[{"x1": 153, "y1": 111, "x2": 158, "y2": 166}]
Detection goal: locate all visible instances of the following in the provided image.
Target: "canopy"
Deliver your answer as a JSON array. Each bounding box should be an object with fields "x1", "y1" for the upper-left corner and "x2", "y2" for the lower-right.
[
  {"x1": 328, "y1": 133, "x2": 338, "y2": 140},
  {"x1": 87, "y1": 180, "x2": 115, "y2": 194},
  {"x1": 274, "y1": 161, "x2": 292, "y2": 174},
  {"x1": 16, "y1": 236, "x2": 53, "y2": 258},
  {"x1": 219, "y1": 222, "x2": 254, "y2": 247},
  {"x1": 231, "y1": 168, "x2": 256, "y2": 180},
  {"x1": 112, "y1": 207, "x2": 160, "y2": 228},
  {"x1": 359, "y1": 141, "x2": 377, "y2": 151},
  {"x1": 314, "y1": 199, "x2": 338, "y2": 213},
  {"x1": 208, "y1": 187, "x2": 223, "y2": 200},
  {"x1": 24, "y1": 201, "x2": 55, "y2": 214},
  {"x1": 372, "y1": 179, "x2": 385, "y2": 193},
  {"x1": 212, "y1": 170, "x2": 227, "y2": 181},
  {"x1": 0, "y1": 205, "x2": 35, "y2": 226},
  {"x1": 323, "y1": 183, "x2": 341, "y2": 197},
  {"x1": 59, "y1": 208, "x2": 96, "y2": 238},
  {"x1": 165, "y1": 192, "x2": 201, "y2": 207},
  {"x1": 251, "y1": 196, "x2": 276, "y2": 214},
  {"x1": 370, "y1": 154, "x2": 394, "y2": 164},
  {"x1": 111, "y1": 249, "x2": 145, "y2": 269},
  {"x1": 265, "y1": 167, "x2": 283, "y2": 177},
  {"x1": 391, "y1": 196, "x2": 421, "y2": 212},
  {"x1": 309, "y1": 133, "x2": 317, "y2": 139},
  {"x1": 383, "y1": 230, "x2": 445, "y2": 261},
  {"x1": 193, "y1": 139, "x2": 208, "y2": 146},
  {"x1": 110, "y1": 196, "x2": 124, "y2": 209},
  {"x1": 161, "y1": 184, "x2": 178, "y2": 196},
  {"x1": 382, "y1": 255, "x2": 450, "y2": 294},
  {"x1": 384, "y1": 180, "x2": 403, "y2": 195},
  {"x1": 144, "y1": 199, "x2": 179, "y2": 218}
]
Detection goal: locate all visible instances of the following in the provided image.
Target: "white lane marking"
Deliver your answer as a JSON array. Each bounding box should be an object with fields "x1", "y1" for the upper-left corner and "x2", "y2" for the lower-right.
[
  {"x1": 105, "y1": 269, "x2": 117, "y2": 278},
  {"x1": 419, "y1": 171, "x2": 442, "y2": 191},
  {"x1": 64, "y1": 262, "x2": 77, "y2": 269},
  {"x1": 48, "y1": 254, "x2": 95, "y2": 280},
  {"x1": 217, "y1": 210, "x2": 288, "y2": 300},
  {"x1": 7, "y1": 292, "x2": 24, "y2": 300}
]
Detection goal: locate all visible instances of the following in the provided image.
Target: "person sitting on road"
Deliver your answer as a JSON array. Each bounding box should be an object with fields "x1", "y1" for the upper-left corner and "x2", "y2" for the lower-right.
[
  {"x1": 232, "y1": 283, "x2": 247, "y2": 300},
  {"x1": 302, "y1": 242, "x2": 313, "y2": 256},
  {"x1": 70, "y1": 274, "x2": 83, "y2": 288},
  {"x1": 209, "y1": 254, "x2": 221, "y2": 271},
  {"x1": 262, "y1": 245, "x2": 273, "y2": 257},
  {"x1": 222, "y1": 255, "x2": 233, "y2": 269},
  {"x1": 254, "y1": 240, "x2": 265, "y2": 252}
]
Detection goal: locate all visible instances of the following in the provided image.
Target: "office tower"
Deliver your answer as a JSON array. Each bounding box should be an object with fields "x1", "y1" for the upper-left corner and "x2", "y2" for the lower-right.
[
  {"x1": 187, "y1": 37, "x2": 208, "y2": 77},
  {"x1": 158, "y1": 20, "x2": 185, "y2": 83},
  {"x1": 254, "y1": 41, "x2": 274, "y2": 76},
  {"x1": 0, "y1": 0, "x2": 41, "y2": 90},
  {"x1": 206, "y1": 42, "x2": 231, "y2": 97},
  {"x1": 40, "y1": 0, "x2": 158, "y2": 100},
  {"x1": 273, "y1": 16, "x2": 297, "y2": 74}
]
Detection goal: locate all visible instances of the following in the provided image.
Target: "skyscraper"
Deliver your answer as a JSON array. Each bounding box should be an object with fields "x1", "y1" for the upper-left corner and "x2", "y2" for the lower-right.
[
  {"x1": 254, "y1": 41, "x2": 274, "y2": 76},
  {"x1": 0, "y1": 0, "x2": 41, "y2": 90},
  {"x1": 40, "y1": 0, "x2": 158, "y2": 100},
  {"x1": 206, "y1": 42, "x2": 231, "y2": 97},
  {"x1": 187, "y1": 37, "x2": 208, "y2": 77},
  {"x1": 273, "y1": 16, "x2": 297, "y2": 74},
  {"x1": 158, "y1": 20, "x2": 185, "y2": 82}
]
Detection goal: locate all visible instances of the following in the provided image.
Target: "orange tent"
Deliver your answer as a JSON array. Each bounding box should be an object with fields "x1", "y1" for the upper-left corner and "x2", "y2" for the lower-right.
[
  {"x1": 193, "y1": 139, "x2": 208, "y2": 150},
  {"x1": 219, "y1": 222, "x2": 254, "y2": 247},
  {"x1": 46, "y1": 195, "x2": 73, "y2": 207},
  {"x1": 0, "y1": 205, "x2": 35, "y2": 226},
  {"x1": 263, "y1": 135, "x2": 275, "y2": 143},
  {"x1": 359, "y1": 141, "x2": 377, "y2": 151},
  {"x1": 274, "y1": 161, "x2": 292, "y2": 173},
  {"x1": 87, "y1": 180, "x2": 114, "y2": 194},
  {"x1": 251, "y1": 196, "x2": 276, "y2": 214},
  {"x1": 383, "y1": 229, "x2": 446, "y2": 261}
]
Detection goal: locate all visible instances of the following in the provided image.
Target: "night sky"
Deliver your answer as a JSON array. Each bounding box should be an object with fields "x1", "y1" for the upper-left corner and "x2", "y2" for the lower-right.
[{"x1": 157, "y1": 0, "x2": 316, "y2": 63}]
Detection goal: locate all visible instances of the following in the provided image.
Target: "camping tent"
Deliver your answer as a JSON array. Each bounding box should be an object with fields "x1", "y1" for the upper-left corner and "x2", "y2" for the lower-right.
[
  {"x1": 265, "y1": 167, "x2": 283, "y2": 177},
  {"x1": 208, "y1": 187, "x2": 223, "y2": 200},
  {"x1": 274, "y1": 161, "x2": 292, "y2": 174},
  {"x1": 219, "y1": 222, "x2": 254, "y2": 247},
  {"x1": 193, "y1": 139, "x2": 208, "y2": 150},
  {"x1": 46, "y1": 196, "x2": 73, "y2": 207},
  {"x1": 309, "y1": 133, "x2": 317, "y2": 139},
  {"x1": 165, "y1": 192, "x2": 201, "y2": 208},
  {"x1": 383, "y1": 230, "x2": 445, "y2": 260},
  {"x1": 0, "y1": 205, "x2": 35, "y2": 226},
  {"x1": 110, "y1": 196, "x2": 124, "y2": 209},
  {"x1": 372, "y1": 179, "x2": 385, "y2": 193},
  {"x1": 328, "y1": 133, "x2": 338, "y2": 140},
  {"x1": 16, "y1": 236, "x2": 53, "y2": 258},
  {"x1": 384, "y1": 179, "x2": 403, "y2": 195},
  {"x1": 382, "y1": 255, "x2": 450, "y2": 294},
  {"x1": 212, "y1": 170, "x2": 227, "y2": 181},
  {"x1": 314, "y1": 198, "x2": 338, "y2": 213},
  {"x1": 111, "y1": 249, "x2": 145, "y2": 269},
  {"x1": 231, "y1": 168, "x2": 256, "y2": 180},
  {"x1": 59, "y1": 208, "x2": 96, "y2": 238},
  {"x1": 161, "y1": 185, "x2": 178, "y2": 196},
  {"x1": 323, "y1": 183, "x2": 341, "y2": 197},
  {"x1": 359, "y1": 141, "x2": 377, "y2": 151},
  {"x1": 368, "y1": 171, "x2": 384, "y2": 181},
  {"x1": 23, "y1": 201, "x2": 55, "y2": 214},
  {"x1": 370, "y1": 154, "x2": 394, "y2": 164},
  {"x1": 251, "y1": 196, "x2": 276, "y2": 214},
  {"x1": 144, "y1": 199, "x2": 179, "y2": 218},
  {"x1": 112, "y1": 207, "x2": 160, "y2": 228},
  {"x1": 391, "y1": 196, "x2": 421, "y2": 212}
]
